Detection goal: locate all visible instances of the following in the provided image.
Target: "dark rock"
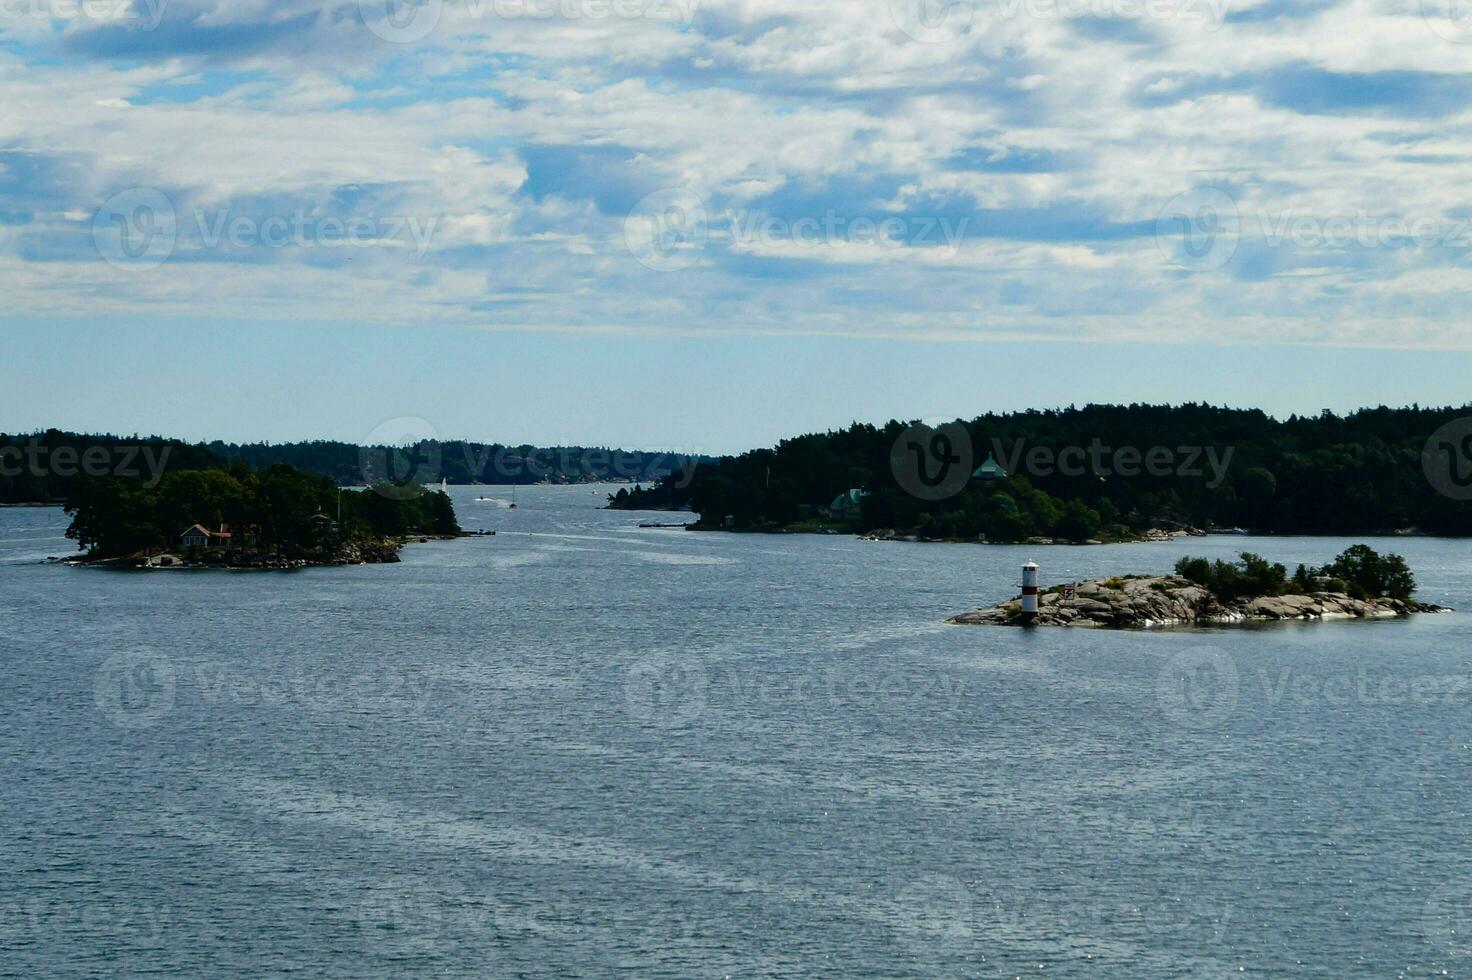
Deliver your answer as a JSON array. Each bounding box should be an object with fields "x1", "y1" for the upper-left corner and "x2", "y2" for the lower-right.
[{"x1": 949, "y1": 575, "x2": 1451, "y2": 629}]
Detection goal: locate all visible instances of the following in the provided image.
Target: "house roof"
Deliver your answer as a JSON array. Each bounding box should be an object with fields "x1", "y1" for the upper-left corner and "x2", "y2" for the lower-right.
[{"x1": 973, "y1": 455, "x2": 1009, "y2": 478}]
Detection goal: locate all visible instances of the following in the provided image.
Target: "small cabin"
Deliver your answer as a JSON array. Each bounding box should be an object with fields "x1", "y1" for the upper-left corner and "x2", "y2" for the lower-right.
[{"x1": 179, "y1": 523, "x2": 236, "y2": 549}]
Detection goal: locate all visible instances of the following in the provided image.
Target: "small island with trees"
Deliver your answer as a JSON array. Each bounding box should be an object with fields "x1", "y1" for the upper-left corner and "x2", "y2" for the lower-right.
[
  {"x1": 61, "y1": 462, "x2": 460, "y2": 569},
  {"x1": 950, "y1": 546, "x2": 1451, "y2": 629}
]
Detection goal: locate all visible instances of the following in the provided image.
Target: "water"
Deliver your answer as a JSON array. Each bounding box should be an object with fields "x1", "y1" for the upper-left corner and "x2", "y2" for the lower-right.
[{"x1": 2, "y1": 487, "x2": 1471, "y2": 977}]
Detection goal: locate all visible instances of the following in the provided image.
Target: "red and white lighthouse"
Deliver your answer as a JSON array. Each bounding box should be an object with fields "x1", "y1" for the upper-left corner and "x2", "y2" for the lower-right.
[{"x1": 1021, "y1": 561, "x2": 1040, "y2": 625}]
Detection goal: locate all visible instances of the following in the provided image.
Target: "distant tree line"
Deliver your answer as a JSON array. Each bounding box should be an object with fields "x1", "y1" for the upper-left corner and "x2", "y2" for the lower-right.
[
  {"x1": 0, "y1": 429, "x2": 696, "y2": 505},
  {"x1": 0, "y1": 431, "x2": 218, "y2": 505},
  {"x1": 208, "y1": 439, "x2": 695, "y2": 488},
  {"x1": 610, "y1": 404, "x2": 1472, "y2": 539}
]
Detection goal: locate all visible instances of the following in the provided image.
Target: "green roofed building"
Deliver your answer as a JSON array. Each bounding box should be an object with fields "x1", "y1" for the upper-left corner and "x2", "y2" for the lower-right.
[
  {"x1": 973, "y1": 455, "x2": 1009, "y2": 481},
  {"x1": 829, "y1": 489, "x2": 869, "y2": 519}
]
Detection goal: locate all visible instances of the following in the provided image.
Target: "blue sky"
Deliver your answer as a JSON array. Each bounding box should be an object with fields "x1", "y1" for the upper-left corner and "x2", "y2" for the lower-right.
[
  {"x1": 3, "y1": 0, "x2": 1472, "y2": 450},
  {"x1": 5, "y1": 317, "x2": 1472, "y2": 454}
]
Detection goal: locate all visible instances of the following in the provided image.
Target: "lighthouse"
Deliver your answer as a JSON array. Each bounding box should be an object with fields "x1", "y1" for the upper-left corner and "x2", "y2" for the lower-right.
[{"x1": 1020, "y1": 561, "x2": 1040, "y2": 625}]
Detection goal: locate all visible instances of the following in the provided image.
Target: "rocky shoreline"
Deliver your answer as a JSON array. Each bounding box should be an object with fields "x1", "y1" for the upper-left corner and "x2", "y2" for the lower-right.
[
  {"x1": 55, "y1": 535, "x2": 458, "y2": 570},
  {"x1": 862, "y1": 527, "x2": 1201, "y2": 546},
  {"x1": 949, "y1": 574, "x2": 1451, "y2": 629}
]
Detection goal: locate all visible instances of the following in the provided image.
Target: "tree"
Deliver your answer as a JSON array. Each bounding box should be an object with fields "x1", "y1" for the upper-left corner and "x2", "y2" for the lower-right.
[
  {"x1": 1053, "y1": 499, "x2": 1102, "y2": 542},
  {"x1": 1237, "y1": 467, "x2": 1277, "y2": 527},
  {"x1": 1173, "y1": 552, "x2": 1287, "y2": 600},
  {"x1": 1319, "y1": 545, "x2": 1416, "y2": 600}
]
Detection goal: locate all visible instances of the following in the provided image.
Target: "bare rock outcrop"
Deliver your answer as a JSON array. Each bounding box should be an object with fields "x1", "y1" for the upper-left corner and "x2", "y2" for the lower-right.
[{"x1": 949, "y1": 575, "x2": 1449, "y2": 629}]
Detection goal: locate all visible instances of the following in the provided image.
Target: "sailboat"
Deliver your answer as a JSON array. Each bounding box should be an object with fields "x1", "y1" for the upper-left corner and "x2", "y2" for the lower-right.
[{"x1": 509, "y1": 482, "x2": 518, "y2": 509}]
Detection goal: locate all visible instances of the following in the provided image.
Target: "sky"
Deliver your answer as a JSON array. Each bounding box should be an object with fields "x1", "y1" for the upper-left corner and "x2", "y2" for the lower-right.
[{"x1": 3, "y1": 0, "x2": 1472, "y2": 452}]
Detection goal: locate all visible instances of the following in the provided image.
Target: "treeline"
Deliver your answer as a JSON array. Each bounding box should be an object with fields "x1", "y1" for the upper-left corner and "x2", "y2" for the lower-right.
[
  {"x1": 0, "y1": 429, "x2": 697, "y2": 505},
  {"x1": 0, "y1": 431, "x2": 217, "y2": 504},
  {"x1": 1175, "y1": 546, "x2": 1417, "y2": 601},
  {"x1": 65, "y1": 463, "x2": 459, "y2": 559},
  {"x1": 615, "y1": 404, "x2": 1472, "y2": 538},
  {"x1": 208, "y1": 440, "x2": 693, "y2": 487}
]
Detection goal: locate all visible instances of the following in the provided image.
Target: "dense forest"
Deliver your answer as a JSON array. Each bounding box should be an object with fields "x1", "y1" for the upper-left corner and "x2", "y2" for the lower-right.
[
  {"x1": 0, "y1": 429, "x2": 696, "y2": 504},
  {"x1": 65, "y1": 462, "x2": 459, "y2": 559},
  {"x1": 610, "y1": 404, "x2": 1472, "y2": 539}
]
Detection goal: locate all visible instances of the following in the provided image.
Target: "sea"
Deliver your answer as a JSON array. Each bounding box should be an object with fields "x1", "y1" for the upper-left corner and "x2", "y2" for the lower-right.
[{"x1": 2, "y1": 485, "x2": 1470, "y2": 977}]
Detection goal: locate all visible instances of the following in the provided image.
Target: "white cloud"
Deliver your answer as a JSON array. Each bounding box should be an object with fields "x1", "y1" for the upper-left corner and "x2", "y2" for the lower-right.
[{"x1": 0, "y1": 0, "x2": 1469, "y2": 345}]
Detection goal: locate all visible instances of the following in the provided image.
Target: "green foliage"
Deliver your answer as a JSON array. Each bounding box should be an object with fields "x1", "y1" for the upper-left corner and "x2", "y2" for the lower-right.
[
  {"x1": 1175, "y1": 546, "x2": 1415, "y2": 601},
  {"x1": 620, "y1": 404, "x2": 1472, "y2": 536},
  {"x1": 1054, "y1": 499, "x2": 1103, "y2": 542},
  {"x1": 64, "y1": 464, "x2": 459, "y2": 558},
  {"x1": 1174, "y1": 552, "x2": 1289, "y2": 601},
  {"x1": 2, "y1": 430, "x2": 698, "y2": 507},
  {"x1": 0, "y1": 431, "x2": 218, "y2": 505},
  {"x1": 1318, "y1": 544, "x2": 1416, "y2": 601}
]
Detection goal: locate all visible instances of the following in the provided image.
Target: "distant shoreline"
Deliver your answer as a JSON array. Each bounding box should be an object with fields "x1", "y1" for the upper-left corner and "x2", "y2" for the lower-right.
[{"x1": 678, "y1": 523, "x2": 1445, "y2": 543}]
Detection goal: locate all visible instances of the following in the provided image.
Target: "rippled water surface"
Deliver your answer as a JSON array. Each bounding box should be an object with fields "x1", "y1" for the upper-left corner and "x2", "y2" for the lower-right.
[{"x1": 3, "y1": 487, "x2": 1471, "y2": 977}]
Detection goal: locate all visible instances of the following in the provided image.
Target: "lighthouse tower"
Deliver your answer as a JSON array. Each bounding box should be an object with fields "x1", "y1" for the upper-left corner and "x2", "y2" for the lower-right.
[{"x1": 1020, "y1": 561, "x2": 1040, "y2": 625}]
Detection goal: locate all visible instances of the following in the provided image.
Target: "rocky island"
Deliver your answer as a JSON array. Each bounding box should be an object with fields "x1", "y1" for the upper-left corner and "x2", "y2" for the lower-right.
[{"x1": 949, "y1": 546, "x2": 1450, "y2": 629}]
